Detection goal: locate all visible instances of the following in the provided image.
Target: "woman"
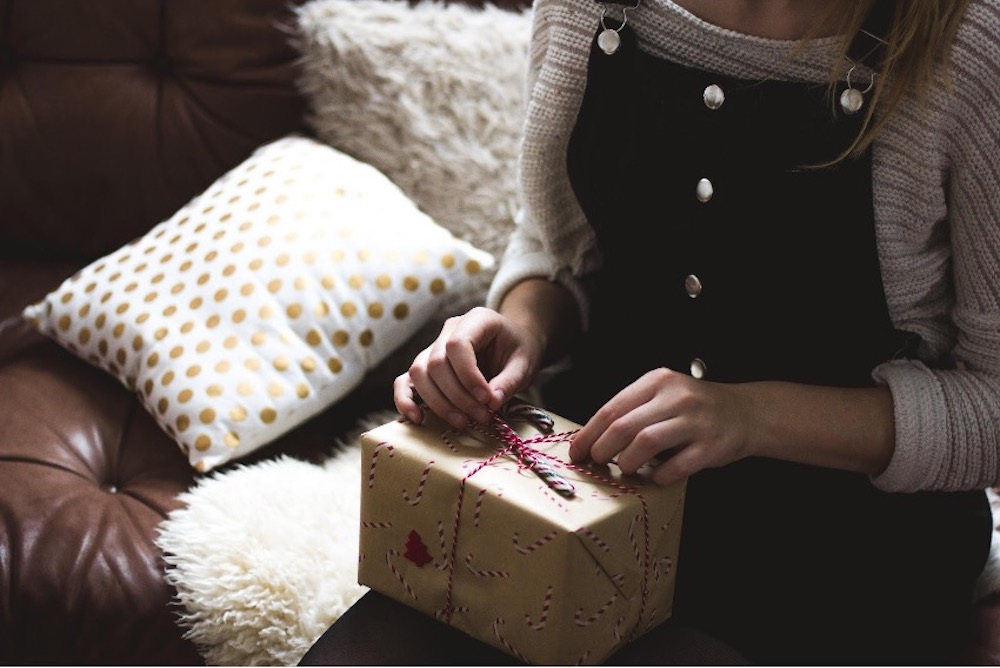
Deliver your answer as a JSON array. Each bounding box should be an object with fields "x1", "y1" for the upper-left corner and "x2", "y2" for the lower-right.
[{"x1": 394, "y1": 0, "x2": 1000, "y2": 663}]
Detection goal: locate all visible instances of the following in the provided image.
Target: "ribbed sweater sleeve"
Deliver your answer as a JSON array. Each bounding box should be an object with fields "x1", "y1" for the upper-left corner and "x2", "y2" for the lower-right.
[
  {"x1": 487, "y1": 0, "x2": 1000, "y2": 493},
  {"x1": 485, "y1": 0, "x2": 598, "y2": 325},
  {"x1": 871, "y1": 0, "x2": 1000, "y2": 491}
]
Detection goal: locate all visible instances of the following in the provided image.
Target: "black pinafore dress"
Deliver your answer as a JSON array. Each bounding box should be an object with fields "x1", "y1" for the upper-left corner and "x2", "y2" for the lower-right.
[{"x1": 543, "y1": 11, "x2": 992, "y2": 665}]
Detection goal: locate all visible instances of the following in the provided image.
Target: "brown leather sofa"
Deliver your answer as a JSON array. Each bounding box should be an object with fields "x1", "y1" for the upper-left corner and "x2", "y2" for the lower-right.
[
  {"x1": 0, "y1": 0, "x2": 998, "y2": 665},
  {"x1": 2, "y1": 0, "x2": 318, "y2": 663},
  {"x1": 0, "y1": 0, "x2": 536, "y2": 664}
]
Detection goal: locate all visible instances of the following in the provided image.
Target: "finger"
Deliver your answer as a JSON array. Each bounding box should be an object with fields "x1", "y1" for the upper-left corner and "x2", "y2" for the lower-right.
[
  {"x1": 614, "y1": 415, "x2": 695, "y2": 475},
  {"x1": 589, "y1": 398, "x2": 686, "y2": 471},
  {"x1": 410, "y1": 362, "x2": 470, "y2": 429},
  {"x1": 484, "y1": 350, "x2": 534, "y2": 412},
  {"x1": 425, "y1": 348, "x2": 493, "y2": 426},
  {"x1": 569, "y1": 379, "x2": 659, "y2": 463},
  {"x1": 569, "y1": 403, "x2": 621, "y2": 463},
  {"x1": 651, "y1": 443, "x2": 706, "y2": 487},
  {"x1": 444, "y1": 315, "x2": 502, "y2": 410},
  {"x1": 392, "y1": 373, "x2": 425, "y2": 424}
]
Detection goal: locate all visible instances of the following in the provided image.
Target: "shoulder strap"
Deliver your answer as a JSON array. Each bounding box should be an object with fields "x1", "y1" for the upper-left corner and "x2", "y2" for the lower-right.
[{"x1": 847, "y1": 1, "x2": 896, "y2": 70}]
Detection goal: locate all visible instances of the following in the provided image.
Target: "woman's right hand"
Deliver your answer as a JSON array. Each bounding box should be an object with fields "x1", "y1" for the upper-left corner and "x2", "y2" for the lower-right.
[{"x1": 393, "y1": 306, "x2": 545, "y2": 428}]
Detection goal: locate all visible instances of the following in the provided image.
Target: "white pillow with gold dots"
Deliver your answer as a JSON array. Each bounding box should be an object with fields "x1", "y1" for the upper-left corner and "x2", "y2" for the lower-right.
[{"x1": 23, "y1": 135, "x2": 494, "y2": 472}]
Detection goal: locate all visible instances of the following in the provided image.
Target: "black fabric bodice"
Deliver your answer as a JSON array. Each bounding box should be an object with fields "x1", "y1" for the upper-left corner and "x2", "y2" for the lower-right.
[{"x1": 543, "y1": 13, "x2": 991, "y2": 665}]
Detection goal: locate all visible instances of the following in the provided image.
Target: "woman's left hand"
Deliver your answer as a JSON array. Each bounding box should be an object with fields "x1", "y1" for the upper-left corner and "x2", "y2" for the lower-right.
[{"x1": 567, "y1": 367, "x2": 756, "y2": 486}]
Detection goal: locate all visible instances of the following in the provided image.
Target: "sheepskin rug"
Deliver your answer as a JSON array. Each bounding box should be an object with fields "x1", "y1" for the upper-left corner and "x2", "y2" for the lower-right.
[{"x1": 156, "y1": 410, "x2": 396, "y2": 666}]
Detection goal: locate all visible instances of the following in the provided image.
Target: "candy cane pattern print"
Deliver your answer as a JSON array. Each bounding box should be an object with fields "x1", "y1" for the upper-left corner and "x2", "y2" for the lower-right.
[
  {"x1": 579, "y1": 527, "x2": 611, "y2": 552},
  {"x1": 473, "y1": 488, "x2": 488, "y2": 527},
  {"x1": 385, "y1": 549, "x2": 418, "y2": 600},
  {"x1": 653, "y1": 556, "x2": 673, "y2": 583},
  {"x1": 401, "y1": 460, "x2": 434, "y2": 506},
  {"x1": 433, "y1": 605, "x2": 469, "y2": 621},
  {"x1": 360, "y1": 521, "x2": 393, "y2": 529},
  {"x1": 524, "y1": 586, "x2": 554, "y2": 631},
  {"x1": 493, "y1": 618, "x2": 528, "y2": 663},
  {"x1": 538, "y1": 484, "x2": 569, "y2": 512},
  {"x1": 574, "y1": 593, "x2": 618, "y2": 627},
  {"x1": 512, "y1": 529, "x2": 558, "y2": 554},
  {"x1": 434, "y1": 520, "x2": 450, "y2": 571},
  {"x1": 613, "y1": 615, "x2": 627, "y2": 641},
  {"x1": 461, "y1": 457, "x2": 516, "y2": 475},
  {"x1": 628, "y1": 514, "x2": 642, "y2": 564},
  {"x1": 438, "y1": 428, "x2": 463, "y2": 453},
  {"x1": 367, "y1": 442, "x2": 394, "y2": 488},
  {"x1": 464, "y1": 552, "x2": 510, "y2": 578}
]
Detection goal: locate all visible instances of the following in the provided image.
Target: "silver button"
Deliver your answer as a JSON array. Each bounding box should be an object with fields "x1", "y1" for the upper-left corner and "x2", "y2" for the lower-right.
[
  {"x1": 684, "y1": 274, "x2": 702, "y2": 298},
  {"x1": 840, "y1": 87, "x2": 864, "y2": 115},
  {"x1": 690, "y1": 358, "x2": 707, "y2": 379},
  {"x1": 696, "y1": 178, "x2": 714, "y2": 203},
  {"x1": 703, "y1": 84, "x2": 725, "y2": 110}
]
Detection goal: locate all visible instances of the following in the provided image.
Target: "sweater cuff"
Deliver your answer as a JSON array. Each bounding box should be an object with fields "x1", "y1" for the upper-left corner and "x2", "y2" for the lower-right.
[
  {"x1": 870, "y1": 359, "x2": 949, "y2": 492},
  {"x1": 485, "y1": 252, "x2": 590, "y2": 329}
]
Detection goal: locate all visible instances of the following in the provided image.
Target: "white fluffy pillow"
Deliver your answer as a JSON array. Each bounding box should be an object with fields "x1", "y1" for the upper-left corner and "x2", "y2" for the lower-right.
[
  {"x1": 23, "y1": 135, "x2": 494, "y2": 472},
  {"x1": 293, "y1": 0, "x2": 531, "y2": 290}
]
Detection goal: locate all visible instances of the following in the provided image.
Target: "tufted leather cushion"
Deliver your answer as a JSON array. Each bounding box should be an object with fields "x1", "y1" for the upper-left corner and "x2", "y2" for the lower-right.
[
  {"x1": 0, "y1": 0, "x2": 310, "y2": 662},
  {"x1": 0, "y1": 307, "x2": 391, "y2": 664},
  {"x1": 0, "y1": 0, "x2": 308, "y2": 262},
  {"x1": 0, "y1": 326, "x2": 203, "y2": 663}
]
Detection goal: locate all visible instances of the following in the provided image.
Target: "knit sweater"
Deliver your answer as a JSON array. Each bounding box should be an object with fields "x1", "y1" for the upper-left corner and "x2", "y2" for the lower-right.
[{"x1": 485, "y1": 0, "x2": 1000, "y2": 493}]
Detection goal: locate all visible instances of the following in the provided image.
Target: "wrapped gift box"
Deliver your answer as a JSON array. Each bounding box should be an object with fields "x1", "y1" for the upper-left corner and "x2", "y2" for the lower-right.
[{"x1": 358, "y1": 405, "x2": 686, "y2": 665}]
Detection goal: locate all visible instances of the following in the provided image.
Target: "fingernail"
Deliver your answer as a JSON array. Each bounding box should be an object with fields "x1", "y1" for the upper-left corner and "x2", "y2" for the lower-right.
[
  {"x1": 475, "y1": 409, "x2": 492, "y2": 424},
  {"x1": 568, "y1": 441, "x2": 581, "y2": 461},
  {"x1": 448, "y1": 412, "x2": 467, "y2": 428},
  {"x1": 474, "y1": 388, "x2": 489, "y2": 403}
]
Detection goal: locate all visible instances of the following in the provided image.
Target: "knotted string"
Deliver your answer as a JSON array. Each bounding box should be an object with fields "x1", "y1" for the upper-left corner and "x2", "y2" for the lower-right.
[{"x1": 480, "y1": 408, "x2": 578, "y2": 498}]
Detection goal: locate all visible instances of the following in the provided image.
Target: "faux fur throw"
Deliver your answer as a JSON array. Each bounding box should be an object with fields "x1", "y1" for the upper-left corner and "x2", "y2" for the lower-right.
[
  {"x1": 156, "y1": 410, "x2": 396, "y2": 666},
  {"x1": 294, "y1": 0, "x2": 532, "y2": 306}
]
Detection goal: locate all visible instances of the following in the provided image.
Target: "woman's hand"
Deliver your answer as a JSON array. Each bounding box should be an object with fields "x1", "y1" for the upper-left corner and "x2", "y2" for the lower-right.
[
  {"x1": 393, "y1": 306, "x2": 545, "y2": 428},
  {"x1": 568, "y1": 367, "x2": 755, "y2": 486},
  {"x1": 568, "y1": 369, "x2": 897, "y2": 486}
]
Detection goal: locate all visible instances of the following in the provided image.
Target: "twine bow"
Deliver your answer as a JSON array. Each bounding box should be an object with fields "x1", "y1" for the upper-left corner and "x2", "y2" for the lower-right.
[{"x1": 479, "y1": 402, "x2": 577, "y2": 497}]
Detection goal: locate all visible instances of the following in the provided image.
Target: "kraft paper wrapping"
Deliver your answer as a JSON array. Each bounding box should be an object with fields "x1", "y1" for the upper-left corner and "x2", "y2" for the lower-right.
[{"x1": 358, "y1": 408, "x2": 686, "y2": 665}]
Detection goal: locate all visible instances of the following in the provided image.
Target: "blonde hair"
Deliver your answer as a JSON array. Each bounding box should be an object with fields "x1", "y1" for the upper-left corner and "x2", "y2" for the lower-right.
[{"x1": 816, "y1": 0, "x2": 971, "y2": 160}]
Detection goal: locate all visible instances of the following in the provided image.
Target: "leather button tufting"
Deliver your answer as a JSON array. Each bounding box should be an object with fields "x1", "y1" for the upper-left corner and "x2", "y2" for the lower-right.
[{"x1": 102, "y1": 483, "x2": 119, "y2": 494}]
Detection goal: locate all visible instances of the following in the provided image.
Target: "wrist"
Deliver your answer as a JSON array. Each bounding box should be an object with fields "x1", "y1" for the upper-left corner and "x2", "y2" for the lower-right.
[
  {"x1": 734, "y1": 381, "x2": 896, "y2": 475},
  {"x1": 498, "y1": 278, "x2": 581, "y2": 366}
]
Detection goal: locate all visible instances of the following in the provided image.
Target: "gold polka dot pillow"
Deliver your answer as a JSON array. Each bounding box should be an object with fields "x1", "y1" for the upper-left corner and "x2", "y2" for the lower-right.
[{"x1": 22, "y1": 135, "x2": 494, "y2": 472}]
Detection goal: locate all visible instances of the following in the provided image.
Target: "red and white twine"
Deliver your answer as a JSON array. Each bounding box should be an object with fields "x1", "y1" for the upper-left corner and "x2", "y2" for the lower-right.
[{"x1": 431, "y1": 411, "x2": 654, "y2": 642}]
